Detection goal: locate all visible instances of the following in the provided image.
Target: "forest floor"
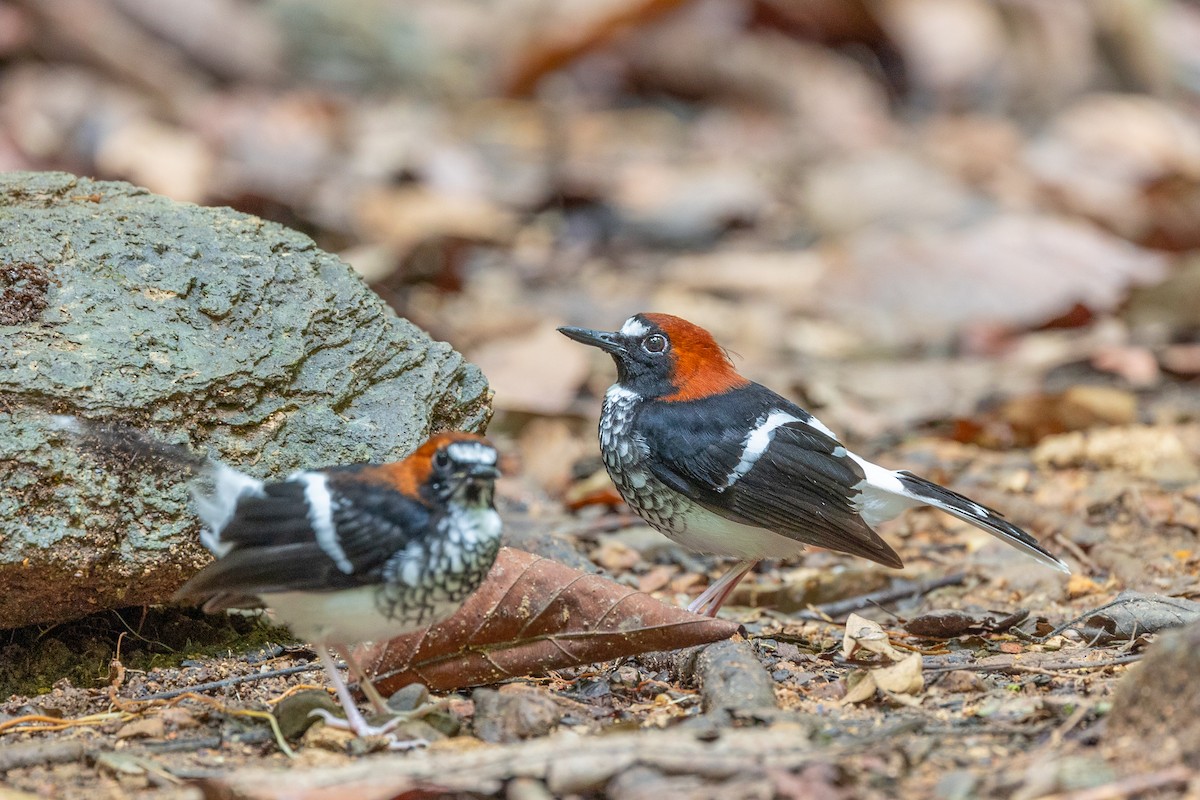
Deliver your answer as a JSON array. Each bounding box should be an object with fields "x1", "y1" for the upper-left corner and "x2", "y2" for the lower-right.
[{"x1": 4, "y1": 1, "x2": 1200, "y2": 797}]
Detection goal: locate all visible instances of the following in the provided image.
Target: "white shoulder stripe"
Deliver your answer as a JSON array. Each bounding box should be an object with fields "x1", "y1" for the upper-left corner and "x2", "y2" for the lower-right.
[
  {"x1": 803, "y1": 413, "x2": 837, "y2": 439},
  {"x1": 721, "y1": 410, "x2": 800, "y2": 489},
  {"x1": 297, "y1": 471, "x2": 354, "y2": 574}
]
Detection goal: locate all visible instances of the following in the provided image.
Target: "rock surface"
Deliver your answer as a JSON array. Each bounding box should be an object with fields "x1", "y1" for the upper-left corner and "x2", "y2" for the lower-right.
[
  {"x1": 1106, "y1": 619, "x2": 1200, "y2": 769},
  {"x1": 0, "y1": 171, "x2": 491, "y2": 629}
]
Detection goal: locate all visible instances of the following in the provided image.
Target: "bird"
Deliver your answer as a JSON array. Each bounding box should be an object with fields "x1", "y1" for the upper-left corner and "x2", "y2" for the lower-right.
[
  {"x1": 53, "y1": 416, "x2": 503, "y2": 748},
  {"x1": 559, "y1": 313, "x2": 1069, "y2": 617}
]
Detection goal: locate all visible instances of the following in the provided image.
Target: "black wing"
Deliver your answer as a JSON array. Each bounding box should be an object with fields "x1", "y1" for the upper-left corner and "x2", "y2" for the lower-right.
[
  {"x1": 637, "y1": 385, "x2": 903, "y2": 568},
  {"x1": 176, "y1": 466, "x2": 431, "y2": 603}
]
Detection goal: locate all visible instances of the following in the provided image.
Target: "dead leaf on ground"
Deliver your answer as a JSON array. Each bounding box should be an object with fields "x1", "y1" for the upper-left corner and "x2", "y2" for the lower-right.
[
  {"x1": 819, "y1": 213, "x2": 1167, "y2": 347},
  {"x1": 361, "y1": 547, "x2": 739, "y2": 695},
  {"x1": 954, "y1": 386, "x2": 1138, "y2": 448},
  {"x1": 904, "y1": 608, "x2": 1028, "y2": 639},
  {"x1": 1033, "y1": 425, "x2": 1200, "y2": 482},
  {"x1": 469, "y1": 324, "x2": 593, "y2": 415},
  {"x1": 1074, "y1": 591, "x2": 1200, "y2": 645},
  {"x1": 842, "y1": 613, "x2": 903, "y2": 661},
  {"x1": 842, "y1": 614, "x2": 924, "y2": 705}
]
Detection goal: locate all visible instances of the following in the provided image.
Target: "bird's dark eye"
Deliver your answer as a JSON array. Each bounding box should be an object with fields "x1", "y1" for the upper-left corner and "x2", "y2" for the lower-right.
[
  {"x1": 433, "y1": 449, "x2": 452, "y2": 470},
  {"x1": 643, "y1": 334, "x2": 668, "y2": 354}
]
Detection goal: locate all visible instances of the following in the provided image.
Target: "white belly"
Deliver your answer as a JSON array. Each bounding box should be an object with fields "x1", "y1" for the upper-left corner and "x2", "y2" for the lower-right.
[
  {"x1": 668, "y1": 502, "x2": 807, "y2": 561},
  {"x1": 259, "y1": 588, "x2": 457, "y2": 647}
]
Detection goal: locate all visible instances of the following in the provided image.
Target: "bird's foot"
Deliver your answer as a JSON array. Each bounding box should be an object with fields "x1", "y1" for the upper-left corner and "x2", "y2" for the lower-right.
[{"x1": 307, "y1": 708, "x2": 430, "y2": 750}]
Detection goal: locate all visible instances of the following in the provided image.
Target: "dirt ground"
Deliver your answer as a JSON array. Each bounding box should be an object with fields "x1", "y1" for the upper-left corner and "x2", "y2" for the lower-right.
[
  {"x1": 4, "y1": 421, "x2": 1199, "y2": 798},
  {"x1": 3, "y1": 1, "x2": 1200, "y2": 797}
]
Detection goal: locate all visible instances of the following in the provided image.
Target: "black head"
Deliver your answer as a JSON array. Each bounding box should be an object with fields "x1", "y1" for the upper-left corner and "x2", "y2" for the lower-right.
[
  {"x1": 389, "y1": 432, "x2": 500, "y2": 507},
  {"x1": 558, "y1": 313, "x2": 748, "y2": 401}
]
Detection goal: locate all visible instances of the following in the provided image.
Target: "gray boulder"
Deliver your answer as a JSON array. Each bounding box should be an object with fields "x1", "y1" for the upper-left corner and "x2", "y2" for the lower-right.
[{"x1": 0, "y1": 172, "x2": 491, "y2": 629}]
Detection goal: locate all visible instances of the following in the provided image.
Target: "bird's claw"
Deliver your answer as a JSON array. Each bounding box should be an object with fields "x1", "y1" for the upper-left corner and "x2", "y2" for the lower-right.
[{"x1": 307, "y1": 708, "x2": 430, "y2": 750}]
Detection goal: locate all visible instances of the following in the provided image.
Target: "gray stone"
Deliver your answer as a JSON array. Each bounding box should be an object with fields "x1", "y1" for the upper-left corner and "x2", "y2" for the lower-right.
[
  {"x1": 0, "y1": 172, "x2": 491, "y2": 629},
  {"x1": 1106, "y1": 619, "x2": 1200, "y2": 769}
]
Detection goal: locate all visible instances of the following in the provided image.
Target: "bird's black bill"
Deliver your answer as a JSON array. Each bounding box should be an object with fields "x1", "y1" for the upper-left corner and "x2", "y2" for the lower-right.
[
  {"x1": 467, "y1": 464, "x2": 501, "y2": 480},
  {"x1": 558, "y1": 326, "x2": 623, "y2": 353}
]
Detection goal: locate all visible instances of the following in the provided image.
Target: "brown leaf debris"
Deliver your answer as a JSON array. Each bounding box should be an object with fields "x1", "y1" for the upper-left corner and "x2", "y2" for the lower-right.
[{"x1": 361, "y1": 547, "x2": 739, "y2": 695}]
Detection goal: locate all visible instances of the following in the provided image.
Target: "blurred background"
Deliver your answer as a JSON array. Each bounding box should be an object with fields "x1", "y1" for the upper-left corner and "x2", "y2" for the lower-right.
[{"x1": 3, "y1": 0, "x2": 1199, "y2": 505}]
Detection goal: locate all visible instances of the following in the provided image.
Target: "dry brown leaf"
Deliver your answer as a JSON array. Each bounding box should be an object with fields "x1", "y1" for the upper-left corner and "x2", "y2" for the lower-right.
[
  {"x1": 354, "y1": 185, "x2": 515, "y2": 256},
  {"x1": 819, "y1": 214, "x2": 1167, "y2": 347},
  {"x1": 842, "y1": 613, "x2": 902, "y2": 661},
  {"x1": 469, "y1": 325, "x2": 593, "y2": 416},
  {"x1": 1033, "y1": 425, "x2": 1200, "y2": 482},
  {"x1": 872, "y1": 653, "x2": 924, "y2": 695},
  {"x1": 955, "y1": 386, "x2": 1138, "y2": 448},
  {"x1": 360, "y1": 547, "x2": 739, "y2": 694}
]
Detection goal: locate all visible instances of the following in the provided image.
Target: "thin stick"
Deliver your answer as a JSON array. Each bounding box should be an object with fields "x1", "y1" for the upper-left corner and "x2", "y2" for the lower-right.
[
  {"x1": 135, "y1": 663, "x2": 322, "y2": 701},
  {"x1": 796, "y1": 572, "x2": 968, "y2": 621},
  {"x1": 923, "y1": 652, "x2": 1142, "y2": 675}
]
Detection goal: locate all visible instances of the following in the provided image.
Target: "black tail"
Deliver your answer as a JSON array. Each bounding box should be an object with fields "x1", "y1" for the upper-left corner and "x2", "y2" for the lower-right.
[
  {"x1": 896, "y1": 472, "x2": 1070, "y2": 573},
  {"x1": 51, "y1": 415, "x2": 207, "y2": 479}
]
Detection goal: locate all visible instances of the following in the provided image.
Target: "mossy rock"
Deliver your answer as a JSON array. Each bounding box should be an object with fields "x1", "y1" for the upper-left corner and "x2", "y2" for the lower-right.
[{"x1": 0, "y1": 171, "x2": 491, "y2": 629}]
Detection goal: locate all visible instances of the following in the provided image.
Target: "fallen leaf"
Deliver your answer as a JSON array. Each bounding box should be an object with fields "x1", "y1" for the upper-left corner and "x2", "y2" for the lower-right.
[
  {"x1": 360, "y1": 548, "x2": 739, "y2": 694},
  {"x1": 1161, "y1": 344, "x2": 1200, "y2": 375},
  {"x1": 955, "y1": 385, "x2": 1138, "y2": 448},
  {"x1": 1076, "y1": 591, "x2": 1200, "y2": 645},
  {"x1": 1067, "y1": 574, "x2": 1102, "y2": 600},
  {"x1": 1034, "y1": 425, "x2": 1200, "y2": 482},
  {"x1": 904, "y1": 608, "x2": 1028, "y2": 638},
  {"x1": 840, "y1": 670, "x2": 880, "y2": 705},
  {"x1": 819, "y1": 213, "x2": 1167, "y2": 347},
  {"x1": 469, "y1": 324, "x2": 593, "y2": 415},
  {"x1": 1091, "y1": 345, "x2": 1161, "y2": 387},
  {"x1": 872, "y1": 653, "x2": 924, "y2": 694},
  {"x1": 115, "y1": 716, "x2": 165, "y2": 740},
  {"x1": 842, "y1": 613, "x2": 903, "y2": 661},
  {"x1": 841, "y1": 653, "x2": 924, "y2": 706}
]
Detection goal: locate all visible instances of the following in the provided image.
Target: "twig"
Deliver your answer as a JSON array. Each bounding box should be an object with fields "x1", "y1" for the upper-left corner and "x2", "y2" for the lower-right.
[
  {"x1": 796, "y1": 572, "x2": 967, "y2": 621},
  {"x1": 1049, "y1": 531, "x2": 1100, "y2": 574},
  {"x1": 134, "y1": 663, "x2": 322, "y2": 701},
  {"x1": 923, "y1": 652, "x2": 1142, "y2": 675},
  {"x1": 1038, "y1": 593, "x2": 1198, "y2": 642},
  {"x1": 0, "y1": 739, "x2": 88, "y2": 771},
  {"x1": 1036, "y1": 765, "x2": 1192, "y2": 800}
]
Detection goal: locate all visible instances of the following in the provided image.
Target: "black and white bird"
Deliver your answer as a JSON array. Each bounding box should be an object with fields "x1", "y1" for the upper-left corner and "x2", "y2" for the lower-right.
[
  {"x1": 559, "y1": 314, "x2": 1069, "y2": 616},
  {"x1": 55, "y1": 417, "x2": 502, "y2": 746}
]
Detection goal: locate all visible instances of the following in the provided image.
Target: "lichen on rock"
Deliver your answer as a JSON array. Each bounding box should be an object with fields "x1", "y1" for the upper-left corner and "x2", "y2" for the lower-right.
[{"x1": 0, "y1": 171, "x2": 491, "y2": 629}]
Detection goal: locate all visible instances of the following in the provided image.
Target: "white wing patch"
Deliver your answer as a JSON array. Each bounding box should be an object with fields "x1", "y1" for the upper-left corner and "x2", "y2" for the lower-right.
[
  {"x1": 721, "y1": 410, "x2": 800, "y2": 489},
  {"x1": 802, "y1": 413, "x2": 837, "y2": 439},
  {"x1": 295, "y1": 471, "x2": 354, "y2": 574},
  {"x1": 846, "y1": 452, "x2": 920, "y2": 528},
  {"x1": 193, "y1": 463, "x2": 264, "y2": 556}
]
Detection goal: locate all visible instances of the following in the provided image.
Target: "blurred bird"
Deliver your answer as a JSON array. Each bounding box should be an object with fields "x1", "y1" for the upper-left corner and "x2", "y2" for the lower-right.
[
  {"x1": 54, "y1": 417, "x2": 502, "y2": 747},
  {"x1": 559, "y1": 313, "x2": 1068, "y2": 616}
]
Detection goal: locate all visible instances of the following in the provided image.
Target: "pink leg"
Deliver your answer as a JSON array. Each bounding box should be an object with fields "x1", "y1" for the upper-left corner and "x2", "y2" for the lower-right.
[
  {"x1": 687, "y1": 559, "x2": 757, "y2": 617},
  {"x1": 309, "y1": 648, "x2": 427, "y2": 750},
  {"x1": 334, "y1": 644, "x2": 389, "y2": 716}
]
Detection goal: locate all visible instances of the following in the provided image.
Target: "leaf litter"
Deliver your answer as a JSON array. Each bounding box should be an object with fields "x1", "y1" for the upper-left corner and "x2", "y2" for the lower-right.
[{"x1": 3, "y1": 0, "x2": 1200, "y2": 798}]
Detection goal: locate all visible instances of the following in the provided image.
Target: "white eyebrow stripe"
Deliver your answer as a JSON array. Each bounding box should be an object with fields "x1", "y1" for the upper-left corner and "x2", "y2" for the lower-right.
[
  {"x1": 720, "y1": 410, "x2": 801, "y2": 489},
  {"x1": 445, "y1": 441, "x2": 497, "y2": 464},
  {"x1": 621, "y1": 317, "x2": 650, "y2": 337}
]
